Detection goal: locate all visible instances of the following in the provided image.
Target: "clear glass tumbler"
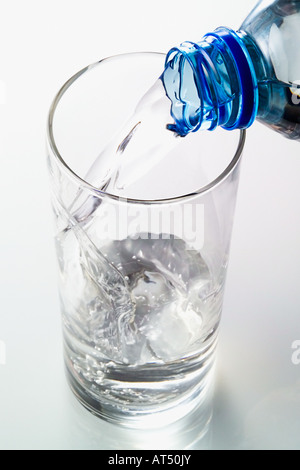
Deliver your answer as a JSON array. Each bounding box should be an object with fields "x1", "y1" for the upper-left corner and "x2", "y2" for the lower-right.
[{"x1": 47, "y1": 52, "x2": 245, "y2": 427}]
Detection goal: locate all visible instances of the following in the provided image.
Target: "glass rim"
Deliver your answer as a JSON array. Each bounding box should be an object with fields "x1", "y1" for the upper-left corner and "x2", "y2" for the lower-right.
[{"x1": 47, "y1": 51, "x2": 246, "y2": 206}]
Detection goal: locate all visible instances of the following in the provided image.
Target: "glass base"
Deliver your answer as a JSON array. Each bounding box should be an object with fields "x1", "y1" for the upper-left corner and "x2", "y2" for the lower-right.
[{"x1": 64, "y1": 346, "x2": 217, "y2": 429}]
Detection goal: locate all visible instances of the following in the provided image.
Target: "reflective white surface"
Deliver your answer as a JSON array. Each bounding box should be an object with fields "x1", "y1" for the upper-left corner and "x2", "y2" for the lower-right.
[{"x1": 1, "y1": 0, "x2": 300, "y2": 450}]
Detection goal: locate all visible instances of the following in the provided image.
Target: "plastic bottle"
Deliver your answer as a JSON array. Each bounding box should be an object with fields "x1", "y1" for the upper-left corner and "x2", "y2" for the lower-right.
[{"x1": 162, "y1": 0, "x2": 300, "y2": 140}]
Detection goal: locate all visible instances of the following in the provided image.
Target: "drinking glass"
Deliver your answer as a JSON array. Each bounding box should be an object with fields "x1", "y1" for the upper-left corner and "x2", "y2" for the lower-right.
[{"x1": 47, "y1": 52, "x2": 245, "y2": 427}]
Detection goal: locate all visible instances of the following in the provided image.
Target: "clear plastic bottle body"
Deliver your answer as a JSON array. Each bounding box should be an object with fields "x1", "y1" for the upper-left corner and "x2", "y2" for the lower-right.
[
  {"x1": 241, "y1": 0, "x2": 300, "y2": 139},
  {"x1": 162, "y1": 0, "x2": 300, "y2": 140}
]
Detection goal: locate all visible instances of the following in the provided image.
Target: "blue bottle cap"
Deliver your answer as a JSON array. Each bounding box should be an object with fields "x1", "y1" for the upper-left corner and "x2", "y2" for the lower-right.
[{"x1": 206, "y1": 27, "x2": 258, "y2": 130}]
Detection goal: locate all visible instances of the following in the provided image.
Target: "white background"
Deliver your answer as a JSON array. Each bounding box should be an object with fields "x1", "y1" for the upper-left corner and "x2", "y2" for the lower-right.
[{"x1": 1, "y1": 0, "x2": 300, "y2": 450}]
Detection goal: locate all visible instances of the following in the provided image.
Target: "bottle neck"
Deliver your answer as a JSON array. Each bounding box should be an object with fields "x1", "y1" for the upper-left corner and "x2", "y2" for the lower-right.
[{"x1": 162, "y1": 27, "x2": 259, "y2": 136}]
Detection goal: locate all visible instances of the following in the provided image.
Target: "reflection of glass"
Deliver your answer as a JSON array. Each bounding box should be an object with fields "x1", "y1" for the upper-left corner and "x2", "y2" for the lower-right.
[
  {"x1": 66, "y1": 385, "x2": 213, "y2": 450},
  {"x1": 47, "y1": 53, "x2": 245, "y2": 427}
]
